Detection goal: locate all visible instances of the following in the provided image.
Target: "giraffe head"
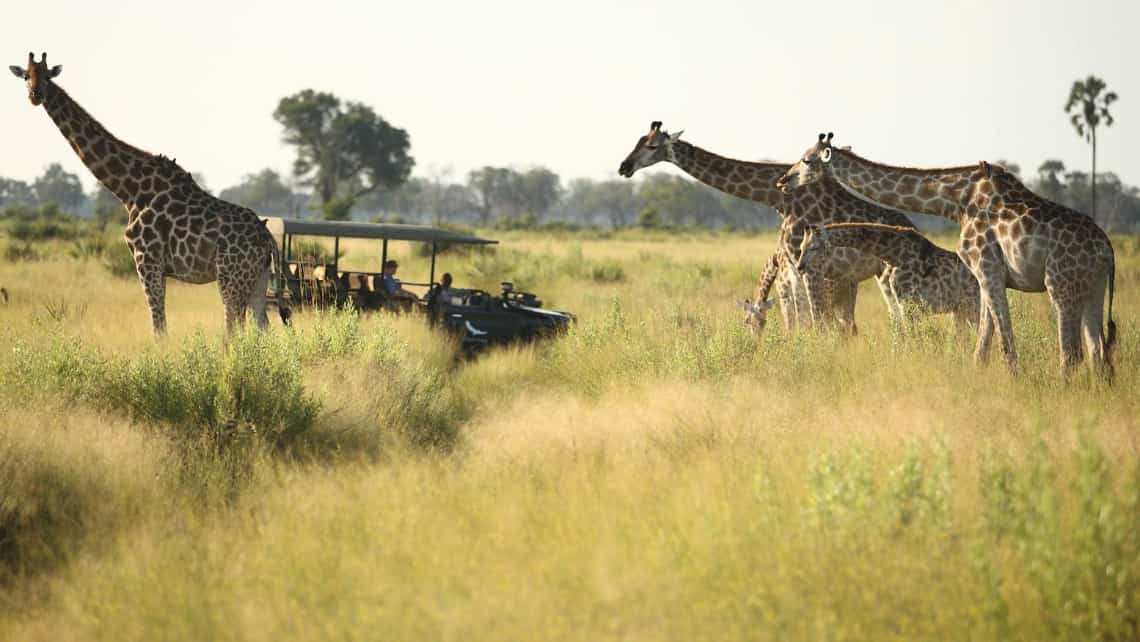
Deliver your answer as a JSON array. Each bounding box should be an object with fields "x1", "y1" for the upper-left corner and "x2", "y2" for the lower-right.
[
  {"x1": 792, "y1": 225, "x2": 829, "y2": 275},
  {"x1": 617, "y1": 121, "x2": 684, "y2": 177},
  {"x1": 738, "y1": 298, "x2": 775, "y2": 335},
  {"x1": 776, "y1": 132, "x2": 836, "y2": 193},
  {"x1": 9, "y1": 52, "x2": 62, "y2": 107}
]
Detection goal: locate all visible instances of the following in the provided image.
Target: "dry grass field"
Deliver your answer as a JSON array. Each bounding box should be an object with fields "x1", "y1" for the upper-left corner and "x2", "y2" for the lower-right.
[{"x1": 1, "y1": 228, "x2": 1137, "y2": 641}]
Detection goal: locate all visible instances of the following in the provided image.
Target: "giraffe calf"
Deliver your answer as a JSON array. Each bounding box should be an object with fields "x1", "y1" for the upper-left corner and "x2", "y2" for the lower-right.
[{"x1": 795, "y1": 223, "x2": 979, "y2": 331}]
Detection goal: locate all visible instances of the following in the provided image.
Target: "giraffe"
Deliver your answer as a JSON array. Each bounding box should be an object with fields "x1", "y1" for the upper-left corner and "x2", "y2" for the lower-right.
[
  {"x1": 738, "y1": 224, "x2": 839, "y2": 334},
  {"x1": 618, "y1": 121, "x2": 916, "y2": 333},
  {"x1": 739, "y1": 250, "x2": 781, "y2": 334},
  {"x1": 777, "y1": 133, "x2": 1117, "y2": 378},
  {"x1": 795, "y1": 223, "x2": 979, "y2": 332},
  {"x1": 9, "y1": 52, "x2": 289, "y2": 335}
]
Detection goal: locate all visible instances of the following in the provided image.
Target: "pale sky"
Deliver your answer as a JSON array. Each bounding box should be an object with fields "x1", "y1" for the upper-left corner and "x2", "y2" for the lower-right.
[{"x1": 2, "y1": 0, "x2": 1138, "y2": 195}]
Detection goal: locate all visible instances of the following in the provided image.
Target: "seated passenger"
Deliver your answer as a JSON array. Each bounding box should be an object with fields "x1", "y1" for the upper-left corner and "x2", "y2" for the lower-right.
[
  {"x1": 436, "y1": 273, "x2": 456, "y2": 304},
  {"x1": 380, "y1": 260, "x2": 418, "y2": 302}
]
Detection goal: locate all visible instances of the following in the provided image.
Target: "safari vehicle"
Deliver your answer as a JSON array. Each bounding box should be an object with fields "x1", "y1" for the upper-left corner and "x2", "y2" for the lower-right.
[{"x1": 263, "y1": 218, "x2": 574, "y2": 350}]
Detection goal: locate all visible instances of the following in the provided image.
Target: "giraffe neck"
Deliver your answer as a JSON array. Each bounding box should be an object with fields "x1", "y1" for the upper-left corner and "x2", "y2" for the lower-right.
[
  {"x1": 752, "y1": 253, "x2": 782, "y2": 302},
  {"x1": 828, "y1": 149, "x2": 980, "y2": 222},
  {"x1": 40, "y1": 82, "x2": 163, "y2": 207},
  {"x1": 670, "y1": 141, "x2": 787, "y2": 207},
  {"x1": 819, "y1": 223, "x2": 926, "y2": 267}
]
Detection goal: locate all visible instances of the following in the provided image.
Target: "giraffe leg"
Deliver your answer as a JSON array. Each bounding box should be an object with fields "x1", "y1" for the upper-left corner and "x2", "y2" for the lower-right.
[
  {"x1": 776, "y1": 267, "x2": 796, "y2": 333},
  {"x1": 218, "y1": 273, "x2": 253, "y2": 335},
  {"x1": 247, "y1": 268, "x2": 272, "y2": 331},
  {"x1": 800, "y1": 272, "x2": 828, "y2": 330},
  {"x1": 134, "y1": 256, "x2": 167, "y2": 337},
  {"x1": 874, "y1": 266, "x2": 902, "y2": 329},
  {"x1": 888, "y1": 270, "x2": 912, "y2": 334},
  {"x1": 832, "y1": 281, "x2": 858, "y2": 336},
  {"x1": 1079, "y1": 269, "x2": 1111, "y2": 380},
  {"x1": 1053, "y1": 299, "x2": 1084, "y2": 378},
  {"x1": 977, "y1": 280, "x2": 1017, "y2": 372}
]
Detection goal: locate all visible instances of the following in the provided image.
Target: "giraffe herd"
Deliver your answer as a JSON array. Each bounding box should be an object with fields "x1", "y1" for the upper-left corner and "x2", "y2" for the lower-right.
[{"x1": 8, "y1": 53, "x2": 1119, "y2": 379}]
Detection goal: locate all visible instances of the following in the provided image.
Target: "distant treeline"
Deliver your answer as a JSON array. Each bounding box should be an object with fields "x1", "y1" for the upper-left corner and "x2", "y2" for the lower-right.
[{"x1": 3, "y1": 159, "x2": 1138, "y2": 232}]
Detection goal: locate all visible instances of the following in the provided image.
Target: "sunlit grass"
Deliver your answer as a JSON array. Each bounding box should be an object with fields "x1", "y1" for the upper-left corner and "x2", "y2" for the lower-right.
[{"x1": 0, "y1": 229, "x2": 1137, "y2": 641}]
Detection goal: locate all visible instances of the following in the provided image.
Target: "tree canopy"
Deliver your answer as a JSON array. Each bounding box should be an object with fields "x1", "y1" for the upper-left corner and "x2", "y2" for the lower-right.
[{"x1": 273, "y1": 90, "x2": 414, "y2": 217}]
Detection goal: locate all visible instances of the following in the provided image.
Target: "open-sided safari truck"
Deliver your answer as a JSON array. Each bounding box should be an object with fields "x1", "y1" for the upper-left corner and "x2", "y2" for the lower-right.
[{"x1": 263, "y1": 218, "x2": 574, "y2": 351}]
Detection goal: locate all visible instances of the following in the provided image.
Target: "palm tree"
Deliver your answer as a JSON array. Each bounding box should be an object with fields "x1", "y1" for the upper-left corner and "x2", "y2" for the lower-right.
[{"x1": 1064, "y1": 76, "x2": 1118, "y2": 223}]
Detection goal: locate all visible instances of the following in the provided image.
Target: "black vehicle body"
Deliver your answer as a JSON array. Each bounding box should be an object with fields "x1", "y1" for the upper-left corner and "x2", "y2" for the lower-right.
[{"x1": 431, "y1": 282, "x2": 574, "y2": 351}]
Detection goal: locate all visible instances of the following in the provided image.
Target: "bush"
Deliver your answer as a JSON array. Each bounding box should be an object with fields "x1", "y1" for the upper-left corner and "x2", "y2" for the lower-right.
[
  {"x1": 3, "y1": 243, "x2": 41, "y2": 263},
  {"x1": 69, "y1": 235, "x2": 109, "y2": 260},
  {"x1": 589, "y1": 262, "x2": 625, "y2": 283},
  {"x1": 102, "y1": 240, "x2": 137, "y2": 278}
]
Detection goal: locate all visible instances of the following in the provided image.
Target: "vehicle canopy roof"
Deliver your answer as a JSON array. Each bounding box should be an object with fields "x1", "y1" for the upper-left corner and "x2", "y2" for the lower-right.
[{"x1": 263, "y1": 217, "x2": 498, "y2": 246}]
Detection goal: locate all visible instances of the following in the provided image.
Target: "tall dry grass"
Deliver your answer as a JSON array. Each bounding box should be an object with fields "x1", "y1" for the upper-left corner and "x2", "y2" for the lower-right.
[{"x1": 0, "y1": 229, "x2": 1137, "y2": 641}]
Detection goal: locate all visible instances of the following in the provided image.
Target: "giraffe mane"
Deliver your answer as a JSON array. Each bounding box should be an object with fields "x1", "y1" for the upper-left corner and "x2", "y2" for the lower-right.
[
  {"x1": 820, "y1": 222, "x2": 918, "y2": 233},
  {"x1": 51, "y1": 83, "x2": 167, "y2": 164},
  {"x1": 835, "y1": 148, "x2": 983, "y2": 176}
]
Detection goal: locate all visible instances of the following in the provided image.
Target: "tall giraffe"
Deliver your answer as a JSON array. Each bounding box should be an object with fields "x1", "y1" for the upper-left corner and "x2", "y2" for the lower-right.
[
  {"x1": 777, "y1": 133, "x2": 1117, "y2": 377},
  {"x1": 618, "y1": 121, "x2": 915, "y2": 332},
  {"x1": 795, "y1": 223, "x2": 979, "y2": 332},
  {"x1": 9, "y1": 53, "x2": 288, "y2": 335}
]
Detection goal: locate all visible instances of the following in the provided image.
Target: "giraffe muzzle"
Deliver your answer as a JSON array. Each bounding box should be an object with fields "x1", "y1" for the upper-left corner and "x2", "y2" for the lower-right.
[{"x1": 618, "y1": 161, "x2": 634, "y2": 178}]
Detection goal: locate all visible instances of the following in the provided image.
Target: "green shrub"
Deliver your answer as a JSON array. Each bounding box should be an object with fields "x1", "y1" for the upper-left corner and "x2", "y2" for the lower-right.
[
  {"x1": 102, "y1": 241, "x2": 137, "y2": 278},
  {"x1": 68, "y1": 235, "x2": 109, "y2": 260},
  {"x1": 3, "y1": 242, "x2": 41, "y2": 262},
  {"x1": 589, "y1": 262, "x2": 625, "y2": 283}
]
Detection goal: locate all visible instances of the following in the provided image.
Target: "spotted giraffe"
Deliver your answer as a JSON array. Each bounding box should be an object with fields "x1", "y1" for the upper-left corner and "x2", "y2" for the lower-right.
[
  {"x1": 795, "y1": 223, "x2": 979, "y2": 332},
  {"x1": 9, "y1": 52, "x2": 288, "y2": 335},
  {"x1": 778, "y1": 133, "x2": 1117, "y2": 378},
  {"x1": 618, "y1": 121, "x2": 917, "y2": 334}
]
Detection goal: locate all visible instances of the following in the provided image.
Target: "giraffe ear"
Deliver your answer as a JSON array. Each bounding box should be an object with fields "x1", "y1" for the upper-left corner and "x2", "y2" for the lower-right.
[
  {"x1": 668, "y1": 130, "x2": 684, "y2": 142},
  {"x1": 8, "y1": 66, "x2": 24, "y2": 79},
  {"x1": 820, "y1": 147, "x2": 832, "y2": 163},
  {"x1": 48, "y1": 65, "x2": 62, "y2": 78}
]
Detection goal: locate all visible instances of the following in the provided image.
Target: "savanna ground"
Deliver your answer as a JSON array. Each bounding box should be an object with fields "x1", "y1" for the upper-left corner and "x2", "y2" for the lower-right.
[{"x1": 1, "y1": 226, "x2": 1138, "y2": 641}]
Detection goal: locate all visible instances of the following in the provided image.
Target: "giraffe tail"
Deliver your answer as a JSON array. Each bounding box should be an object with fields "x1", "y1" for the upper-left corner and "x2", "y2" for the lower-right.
[
  {"x1": 262, "y1": 223, "x2": 291, "y2": 327},
  {"x1": 1105, "y1": 251, "x2": 1116, "y2": 354}
]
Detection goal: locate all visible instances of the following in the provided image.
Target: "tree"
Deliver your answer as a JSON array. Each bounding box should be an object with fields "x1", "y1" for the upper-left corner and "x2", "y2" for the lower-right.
[
  {"x1": 637, "y1": 174, "x2": 726, "y2": 226},
  {"x1": 467, "y1": 166, "x2": 519, "y2": 225},
  {"x1": 1036, "y1": 160, "x2": 1067, "y2": 202},
  {"x1": 1065, "y1": 76, "x2": 1118, "y2": 222},
  {"x1": 993, "y1": 159, "x2": 1021, "y2": 178},
  {"x1": 274, "y1": 89, "x2": 414, "y2": 218},
  {"x1": 218, "y1": 169, "x2": 296, "y2": 216},
  {"x1": 0, "y1": 177, "x2": 35, "y2": 209},
  {"x1": 32, "y1": 163, "x2": 85, "y2": 213},
  {"x1": 92, "y1": 185, "x2": 127, "y2": 229},
  {"x1": 514, "y1": 167, "x2": 562, "y2": 222},
  {"x1": 583, "y1": 180, "x2": 638, "y2": 230}
]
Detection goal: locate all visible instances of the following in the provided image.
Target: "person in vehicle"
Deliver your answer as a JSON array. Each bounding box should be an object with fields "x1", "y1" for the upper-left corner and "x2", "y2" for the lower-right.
[
  {"x1": 437, "y1": 273, "x2": 456, "y2": 303},
  {"x1": 381, "y1": 260, "x2": 418, "y2": 303}
]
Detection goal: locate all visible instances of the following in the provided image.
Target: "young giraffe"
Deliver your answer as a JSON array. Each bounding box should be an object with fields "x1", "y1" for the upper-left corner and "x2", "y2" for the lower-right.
[
  {"x1": 739, "y1": 250, "x2": 782, "y2": 334},
  {"x1": 738, "y1": 224, "x2": 838, "y2": 333},
  {"x1": 777, "y1": 133, "x2": 1117, "y2": 377},
  {"x1": 618, "y1": 121, "x2": 916, "y2": 334},
  {"x1": 9, "y1": 53, "x2": 289, "y2": 335},
  {"x1": 795, "y1": 223, "x2": 979, "y2": 332}
]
